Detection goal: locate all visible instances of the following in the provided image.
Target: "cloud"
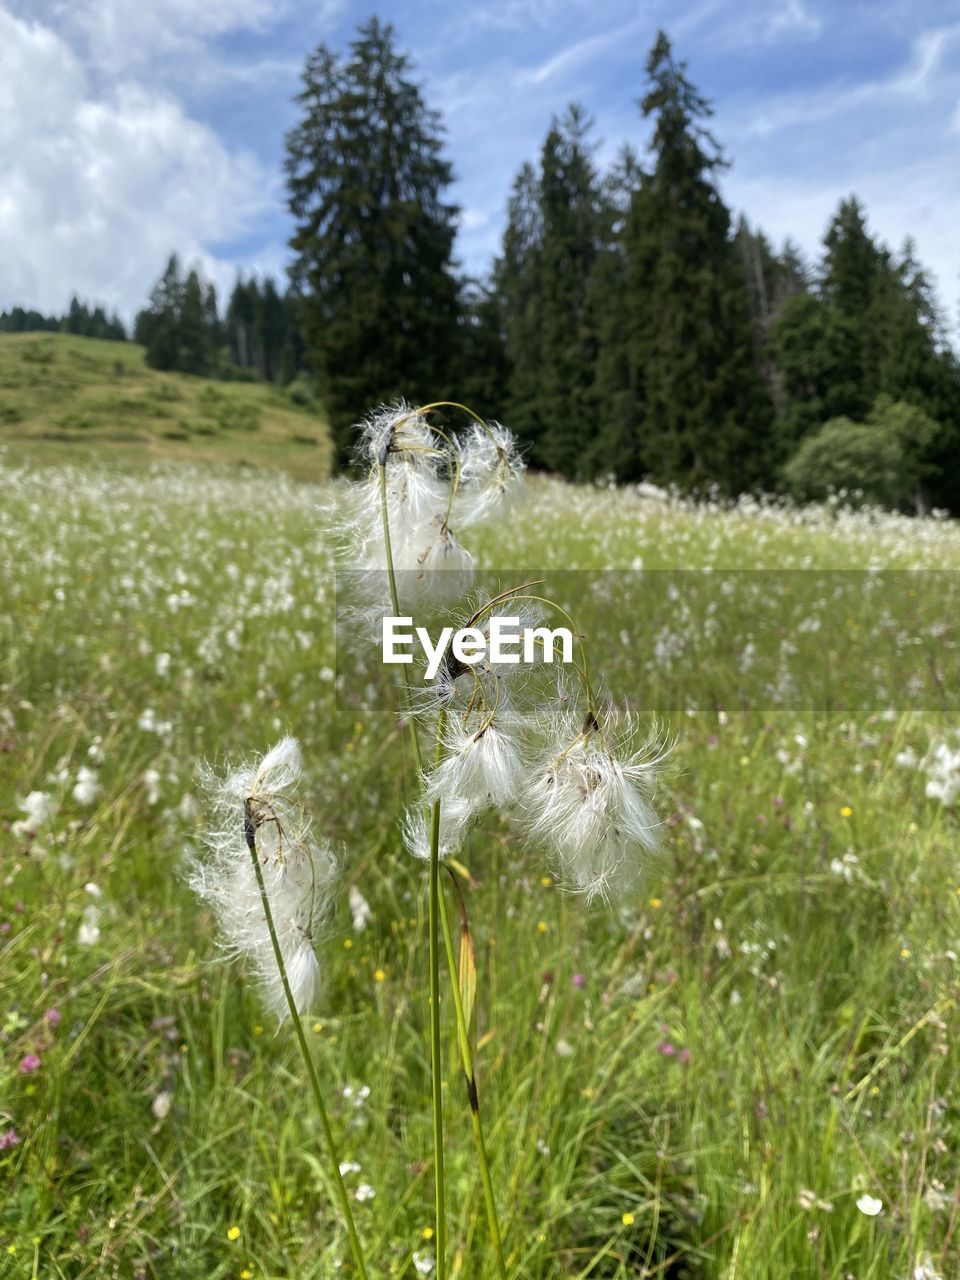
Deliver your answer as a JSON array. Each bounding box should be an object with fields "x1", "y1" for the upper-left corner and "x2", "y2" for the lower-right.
[
  {"x1": 766, "y1": 0, "x2": 821, "y2": 41},
  {"x1": 0, "y1": 6, "x2": 273, "y2": 318},
  {"x1": 8, "y1": 0, "x2": 290, "y2": 73},
  {"x1": 737, "y1": 22, "x2": 960, "y2": 136}
]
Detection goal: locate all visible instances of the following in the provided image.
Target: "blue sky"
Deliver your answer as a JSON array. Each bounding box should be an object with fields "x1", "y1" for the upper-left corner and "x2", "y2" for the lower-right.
[{"x1": 1, "y1": 0, "x2": 958, "y2": 330}]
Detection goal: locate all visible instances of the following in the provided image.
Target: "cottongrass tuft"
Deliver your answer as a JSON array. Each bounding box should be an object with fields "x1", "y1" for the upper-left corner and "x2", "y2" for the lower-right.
[
  {"x1": 520, "y1": 709, "x2": 669, "y2": 903},
  {"x1": 189, "y1": 737, "x2": 338, "y2": 1018}
]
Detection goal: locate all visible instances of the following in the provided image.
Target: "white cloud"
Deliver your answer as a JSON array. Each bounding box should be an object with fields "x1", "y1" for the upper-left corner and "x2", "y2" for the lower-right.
[
  {"x1": 766, "y1": 0, "x2": 821, "y2": 41},
  {"x1": 9, "y1": 0, "x2": 289, "y2": 73},
  {"x1": 737, "y1": 23, "x2": 960, "y2": 136},
  {"x1": 0, "y1": 6, "x2": 273, "y2": 319}
]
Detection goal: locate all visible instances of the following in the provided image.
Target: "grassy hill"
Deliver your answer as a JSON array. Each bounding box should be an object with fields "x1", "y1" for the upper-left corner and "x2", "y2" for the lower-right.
[{"x1": 0, "y1": 332, "x2": 332, "y2": 481}]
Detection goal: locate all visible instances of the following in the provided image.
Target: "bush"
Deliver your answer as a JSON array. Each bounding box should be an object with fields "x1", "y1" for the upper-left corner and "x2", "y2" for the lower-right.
[
  {"x1": 286, "y1": 373, "x2": 316, "y2": 407},
  {"x1": 784, "y1": 396, "x2": 941, "y2": 511}
]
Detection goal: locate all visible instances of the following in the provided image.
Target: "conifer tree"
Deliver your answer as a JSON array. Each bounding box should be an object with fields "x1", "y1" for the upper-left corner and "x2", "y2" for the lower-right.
[
  {"x1": 624, "y1": 32, "x2": 773, "y2": 492},
  {"x1": 135, "y1": 254, "x2": 185, "y2": 371},
  {"x1": 535, "y1": 104, "x2": 601, "y2": 476},
  {"x1": 586, "y1": 146, "x2": 644, "y2": 479},
  {"x1": 494, "y1": 162, "x2": 544, "y2": 454},
  {"x1": 285, "y1": 18, "x2": 460, "y2": 466}
]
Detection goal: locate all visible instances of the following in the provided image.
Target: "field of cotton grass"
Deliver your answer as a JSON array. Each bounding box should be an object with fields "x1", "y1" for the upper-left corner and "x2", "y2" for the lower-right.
[{"x1": 3, "y1": 441, "x2": 960, "y2": 1279}]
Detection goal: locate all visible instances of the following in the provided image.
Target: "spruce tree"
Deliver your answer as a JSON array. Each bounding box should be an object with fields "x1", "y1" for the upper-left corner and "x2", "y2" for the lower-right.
[
  {"x1": 135, "y1": 254, "x2": 184, "y2": 371},
  {"x1": 586, "y1": 146, "x2": 644, "y2": 479},
  {"x1": 535, "y1": 104, "x2": 601, "y2": 476},
  {"x1": 624, "y1": 32, "x2": 773, "y2": 492},
  {"x1": 285, "y1": 18, "x2": 460, "y2": 466},
  {"x1": 494, "y1": 162, "x2": 545, "y2": 455}
]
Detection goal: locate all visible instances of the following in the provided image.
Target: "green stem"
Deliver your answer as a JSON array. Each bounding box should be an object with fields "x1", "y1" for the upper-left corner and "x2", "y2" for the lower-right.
[
  {"x1": 246, "y1": 834, "x2": 369, "y2": 1279},
  {"x1": 380, "y1": 460, "x2": 446, "y2": 1275},
  {"x1": 428, "y1": 791, "x2": 447, "y2": 1279},
  {"x1": 437, "y1": 882, "x2": 508, "y2": 1280}
]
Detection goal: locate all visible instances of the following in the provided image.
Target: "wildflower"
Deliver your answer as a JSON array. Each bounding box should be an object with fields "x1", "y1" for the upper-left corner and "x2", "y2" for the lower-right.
[
  {"x1": 20, "y1": 1054, "x2": 41, "y2": 1074},
  {"x1": 348, "y1": 885, "x2": 372, "y2": 933},
  {"x1": 413, "y1": 1250, "x2": 435, "y2": 1275},
  {"x1": 923, "y1": 733, "x2": 960, "y2": 806},
  {"x1": 621, "y1": 1211, "x2": 635, "y2": 1226},
  {"x1": 339, "y1": 1160, "x2": 361, "y2": 1176},
  {"x1": 571, "y1": 973, "x2": 586, "y2": 988},
  {"x1": 354, "y1": 1183, "x2": 375, "y2": 1203},
  {"x1": 227, "y1": 1225, "x2": 241, "y2": 1241},
  {"x1": 856, "y1": 1193, "x2": 883, "y2": 1217},
  {"x1": 373, "y1": 969, "x2": 386, "y2": 983},
  {"x1": 72, "y1": 766, "x2": 100, "y2": 806},
  {"x1": 143, "y1": 768, "x2": 161, "y2": 806},
  {"x1": 78, "y1": 906, "x2": 101, "y2": 946},
  {"x1": 839, "y1": 805, "x2": 853, "y2": 818},
  {"x1": 0, "y1": 1128, "x2": 20, "y2": 1150},
  {"x1": 188, "y1": 739, "x2": 338, "y2": 1019},
  {"x1": 152, "y1": 1091, "x2": 172, "y2": 1121},
  {"x1": 12, "y1": 790, "x2": 55, "y2": 838},
  {"x1": 44, "y1": 1008, "x2": 60, "y2": 1028}
]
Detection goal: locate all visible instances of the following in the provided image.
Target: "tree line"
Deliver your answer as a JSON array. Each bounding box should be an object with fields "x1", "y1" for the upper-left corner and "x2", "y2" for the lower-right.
[
  {"x1": 0, "y1": 296, "x2": 126, "y2": 342},
  {"x1": 4, "y1": 18, "x2": 958, "y2": 511},
  {"x1": 280, "y1": 19, "x2": 960, "y2": 511}
]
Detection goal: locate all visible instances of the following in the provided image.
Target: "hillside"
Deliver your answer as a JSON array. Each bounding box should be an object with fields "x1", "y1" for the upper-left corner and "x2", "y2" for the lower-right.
[{"x1": 0, "y1": 332, "x2": 332, "y2": 481}]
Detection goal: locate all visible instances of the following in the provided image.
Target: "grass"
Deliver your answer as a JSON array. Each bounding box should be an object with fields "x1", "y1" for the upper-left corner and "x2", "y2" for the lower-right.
[
  {"x1": 0, "y1": 334, "x2": 332, "y2": 482},
  {"x1": 1, "y1": 445, "x2": 960, "y2": 1279}
]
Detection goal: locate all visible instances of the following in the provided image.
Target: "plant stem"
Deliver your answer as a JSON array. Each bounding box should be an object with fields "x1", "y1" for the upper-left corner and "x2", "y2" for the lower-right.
[
  {"x1": 428, "y1": 790, "x2": 447, "y2": 1280},
  {"x1": 246, "y1": 833, "x2": 369, "y2": 1279},
  {"x1": 437, "y1": 882, "x2": 508, "y2": 1280},
  {"x1": 379, "y1": 460, "x2": 446, "y2": 1275}
]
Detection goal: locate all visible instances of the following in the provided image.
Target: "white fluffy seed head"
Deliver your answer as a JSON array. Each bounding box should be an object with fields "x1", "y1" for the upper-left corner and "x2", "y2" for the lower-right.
[
  {"x1": 453, "y1": 421, "x2": 525, "y2": 527},
  {"x1": 400, "y1": 794, "x2": 473, "y2": 863},
  {"x1": 520, "y1": 713, "x2": 667, "y2": 903},
  {"x1": 423, "y1": 718, "x2": 524, "y2": 814},
  {"x1": 189, "y1": 739, "x2": 338, "y2": 1019}
]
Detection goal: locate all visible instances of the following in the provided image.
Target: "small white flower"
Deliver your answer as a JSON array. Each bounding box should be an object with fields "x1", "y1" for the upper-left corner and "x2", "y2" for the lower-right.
[
  {"x1": 12, "y1": 790, "x2": 55, "y2": 838},
  {"x1": 151, "y1": 1091, "x2": 172, "y2": 1121},
  {"x1": 856, "y1": 1193, "x2": 883, "y2": 1217},
  {"x1": 354, "y1": 1183, "x2": 375, "y2": 1203},
  {"x1": 412, "y1": 1250, "x2": 435, "y2": 1275},
  {"x1": 78, "y1": 903, "x2": 101, "y2": 946},
  {"x1": 72, "y1": 766, "x2": 100, "y2": 806},
  {"x1": 338, "y1": 1160, "x2": 361, "y2": 1176},
  {"x1": 348, "y1": 885, "x2": 372, "y2": 933},
  {"x1": 143, "y1": 768, "x2": 161, "y2": 806}
]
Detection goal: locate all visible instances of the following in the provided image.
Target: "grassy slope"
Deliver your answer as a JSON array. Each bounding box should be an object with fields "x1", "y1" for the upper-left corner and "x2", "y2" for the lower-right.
[
  {"x1": 0, "y1": 333, "x2": 332, "y2": 482},
  {"x1": 1, "y1": 461, "x2": 960, "y2": 1278}
]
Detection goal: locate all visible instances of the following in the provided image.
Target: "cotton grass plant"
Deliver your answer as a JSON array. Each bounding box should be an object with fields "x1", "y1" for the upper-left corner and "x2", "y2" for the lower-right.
[
  {"x1": 189, "y1": 738, "x2": 369, "y2": 1278},
  {"x1": 187, "y1": 398, "x2": 669, "y2": 1277},
  {"x1": 335, "y1": 400, "x2": 670, "y2": 1275}
]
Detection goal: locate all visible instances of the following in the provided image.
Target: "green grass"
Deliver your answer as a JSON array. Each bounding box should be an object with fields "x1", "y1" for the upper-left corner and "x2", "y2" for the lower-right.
[
  {"x1": 1, "y1": 454, "x2": 960, "y2": 1279},
  {"x1": 0, "y1": 333, "x2": 332, "y2": 482}
]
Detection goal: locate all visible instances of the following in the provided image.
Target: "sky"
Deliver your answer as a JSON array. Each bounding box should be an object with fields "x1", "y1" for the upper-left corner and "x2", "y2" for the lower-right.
[{"x1": 1, "y1": 0, "x2": 959, "y2": 329}]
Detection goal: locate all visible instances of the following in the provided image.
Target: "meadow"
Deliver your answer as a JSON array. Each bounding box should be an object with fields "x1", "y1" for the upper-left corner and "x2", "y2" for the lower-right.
[
  {"x1": 2, "y1": 397, "x2": 960, "y2": 1278},
  {"x1": 0, "y1": 334, "x2": 331, "y2": 482}
]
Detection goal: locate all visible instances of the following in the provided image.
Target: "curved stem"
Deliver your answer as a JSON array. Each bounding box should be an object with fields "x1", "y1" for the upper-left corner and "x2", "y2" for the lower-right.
[
  {"x1": 246, "y1": 833, "x2": 369, "y2": 1279},
  {"x1": 438, "y1": 880, "x2": 508, "y2": 1280}
]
